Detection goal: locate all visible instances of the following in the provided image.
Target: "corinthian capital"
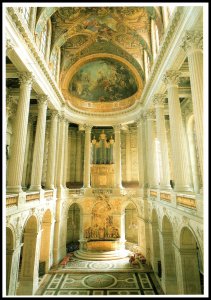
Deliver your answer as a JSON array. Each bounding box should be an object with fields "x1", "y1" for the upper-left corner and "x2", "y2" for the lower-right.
[
  {"x1": 84, "y1": 124, "x2": 92, "y2": 132},
  {"x1": 113, "y1": 124, "x2": 121, "y2": 132},
  {"x1": 163, "y1": 70, "x2": 181, "y2": 86},
  {"x1": 37, "y1": 94, "x2": 48, "y2": 106},
  {"x1": 18, "y1": 72, "x2": 33, "y2": 86},
  {"x1": 50, "y1": 110, "x2": 59, "y2": 120},
  {"x1": 153, "y1": 93, "x2": 166, "y2": 107},
  {"x1": 181, "y1": 30, "x2": 203, "y2": 53},
  {"x1": 6, "y1": 39, "x2": 15, "y2": 54},
  {"x1": 145, "y1": 109, "x2": 156, "y2": 120}
]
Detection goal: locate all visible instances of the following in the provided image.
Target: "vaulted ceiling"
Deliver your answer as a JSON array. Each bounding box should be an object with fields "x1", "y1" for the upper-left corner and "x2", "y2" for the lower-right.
[{"x1": 34, "y1": 7, "x2": 164, "y2": 112}]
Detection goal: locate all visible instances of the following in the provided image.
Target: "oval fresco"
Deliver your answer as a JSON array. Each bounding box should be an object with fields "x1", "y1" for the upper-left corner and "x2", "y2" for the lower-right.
[{"x1": 69, "y1": 58, "x2": 138, "y2": 102}]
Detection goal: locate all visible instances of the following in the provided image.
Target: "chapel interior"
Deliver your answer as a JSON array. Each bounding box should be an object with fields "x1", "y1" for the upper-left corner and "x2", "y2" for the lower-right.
[{"x1": 5, "y1": 4, "x2": 205, "y2": 297}]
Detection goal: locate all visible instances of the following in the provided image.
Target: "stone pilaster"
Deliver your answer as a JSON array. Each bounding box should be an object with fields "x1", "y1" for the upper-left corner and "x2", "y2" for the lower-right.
[
  {"x1": 153, "y1": 94, "x2": 171, "y2": 190},
  {"x1": 83, "y1": 124, "x2": 92, "y2": 188},
  {"x1": 145, "y1": 109, "x2": 159, "y2": 189},
  {"x1": 7, "y1": 72, "x2": 33, "y2": 193},
  {"x1": 45, "y1": 110, "x2": 59, "y2": 189},
  {"x1": 163, "y1": 70, "x2": 192, "y2": 192},
  {"x1": 181, "y1": 30, "x2": 203, "y2": 181},
  {"x1": 114, "y1": 125, "x2": 122, "y2": 188},
  {"x1": 29, "y1": 95, "x2": 48, "y2": 191}
]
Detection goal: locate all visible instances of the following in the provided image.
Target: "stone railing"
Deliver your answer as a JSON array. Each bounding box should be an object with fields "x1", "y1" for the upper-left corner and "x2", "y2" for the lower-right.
[
  {"x1": 150, "y1": 190, "x2": 158, "y2": 197},
  {"x1": 44, "y1": 190, "x2": 54, "y2": 199},
  {"x1": 6, "y1": 195, "x2": 18, "y2": 207},
  {"x1": 69, "y1": 189, "x2": 84, "y2": 195},
  {"x1": 176, "y1": 195, "x2": 197, "y2": 209},
  {"x1": 92, "y1": 188, "x2": 113, "y2": 196},
  {"x1": 26, "y1": 192, "x2": 40, "y2": 202},
  {"x1": 160, "y1": 192, "x2": 171, "y2": 203}
]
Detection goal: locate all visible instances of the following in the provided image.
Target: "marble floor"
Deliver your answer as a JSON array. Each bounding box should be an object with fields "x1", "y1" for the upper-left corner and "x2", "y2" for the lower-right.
[{"x1": 36, "y1": 256, "x2": 164, "y2": 296}]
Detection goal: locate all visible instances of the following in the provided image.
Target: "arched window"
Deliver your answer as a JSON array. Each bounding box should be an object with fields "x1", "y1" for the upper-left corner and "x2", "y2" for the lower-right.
[{"x1": 50, "y1": 48, "x2": 61, "y2": 82}]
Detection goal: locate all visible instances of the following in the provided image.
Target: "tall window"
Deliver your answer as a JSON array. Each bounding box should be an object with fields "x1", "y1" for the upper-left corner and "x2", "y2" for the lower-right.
[
  {"x1": 40, "y1": 24, "x2": 47, "y2": 57},
  {"x1": 52, "y1": 50, "x2": 58, "y2": 78},
  {"x1": 168, "y1": 5, "x2": 176, "y2": 17},
  {"x1": 20, "y1": 7, "x2": 31, "y2": 24}
]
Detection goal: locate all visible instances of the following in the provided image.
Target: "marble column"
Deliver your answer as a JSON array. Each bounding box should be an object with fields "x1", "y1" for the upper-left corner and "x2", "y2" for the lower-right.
[
  {"x1": 29, "y1": 95, "x2": 48, "y2": 191},
  {"x1": 114, "y1": 125, "x2": 122, "y2": 188},
  {"x1": 145, "y1": 109, "x2": 159, "y2": 189},
  {"x1": 21, "y1": 114, "x2": 34, "y2": 189},
  {"x1": 6, "y1": 95, "x2": 17, "y2": 130},
  {"x1": 7, "y1": 72, "x2": 33, "y2": 193},
  {"x1": 137, "y1": 116, "x2": 148, "y2": 189},
  {"x1": 181, "y1": 30, "x2": 203, "y2": 180},
  {"x1": 125, "y1": 129, "x2": 132, "y2": 182},
  {"x1": 76, "y1": 130, "x2": 82, "y2": 182},
  {"x1": 153, "y1": 94, "x2": 171, "y2": 190},
  {"x1": 163, "y1": 70, "x2": 192, "y2": 192},
  {"x1": 83, "y1": 124, "x2": 92, "y2": 188},
  {"x1": 63, "y1": 120, "x2": 69, "y2": 188},
  {"x1": 56, "y1": 115, "x2": 66, "y2": 189},
  {"x1": 45, "y1": 110, "x2": 58, "y2": 189}
]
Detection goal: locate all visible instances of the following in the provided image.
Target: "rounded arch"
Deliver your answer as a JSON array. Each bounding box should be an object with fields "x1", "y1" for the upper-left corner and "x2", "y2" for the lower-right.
[
  {"x1": 162, "y1": 214, "x2": 173, "y2": 233},
  {"x1": 179, "y1": 226, "x2": 203, "y2": 294},
  {"x1": 151, "y1": 207, "x2": 159, "y2": 223},
  {"x1": 150, "y1": 208, "x2": 161, "y2": 276},
  {"x1": 35, "y1": 7, "x2": 58, "y2": 34},
  {"x1": 6, "y1": 226, "x2": 15, "y2": 250},
  {"x1": 23, "y1": 215, "x2": 38, "y2": 233},
  {"x1": 125, "y1": 202, "x2": 138, "y2": 244},
  {"x1": 121, "y1": 198, "x2": 141, "y2": 216},
  {"x1": 66, "y1": 203, "x2": 81, "y2": 252},
  {"x1": 6, "y1": 226, "x2": 15, "y2": 295},
  {"x1": 42, "y1": 209, "x2": 52, "y2": 224}
]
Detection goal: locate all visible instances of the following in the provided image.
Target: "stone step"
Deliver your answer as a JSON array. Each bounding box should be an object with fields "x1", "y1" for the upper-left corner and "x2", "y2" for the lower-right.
[{"x1": 74, "y1": 249, "x2": 130, "y2": 261}]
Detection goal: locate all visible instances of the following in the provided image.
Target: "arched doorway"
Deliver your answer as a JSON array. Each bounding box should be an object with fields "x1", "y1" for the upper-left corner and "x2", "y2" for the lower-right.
[
  {"x1": 151, "y1": 209, "x2": 161, "y2": 276},
  {"x1": 17, "y1": 215, "x2": 39, "y2": 295},
  {"x1": 125, "y1": 203, "x2": 138, "y2": 245},
  {"x1": 6, "y1": 227, "x2": 14, "y2": 295},
  {"x1": 160, "y1": 215, "x2": 178, "y2": 294},
  {"x1": 66, "y1": 204, "x2": 80, "y2": 252},
  {"x1": 39, "y1": 210, "x2": 52, "y2": 276},
  {"x1": 179, "y1": 227, "x2": 203, "y2": 294}
]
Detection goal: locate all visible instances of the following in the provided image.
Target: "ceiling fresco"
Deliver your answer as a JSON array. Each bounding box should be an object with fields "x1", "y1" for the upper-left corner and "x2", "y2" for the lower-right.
[
  {"x1": 35, "y1": 6, "x2": 164, "y2": 110},
  {"x1": 69, "y1": 58, "x2": 138, "y2": 102}
]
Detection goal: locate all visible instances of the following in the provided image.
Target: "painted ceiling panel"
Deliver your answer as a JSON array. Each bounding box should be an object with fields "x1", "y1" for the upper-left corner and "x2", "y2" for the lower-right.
[{"x1": 69, "y1": 58, "x2": 138, "y2": 102}]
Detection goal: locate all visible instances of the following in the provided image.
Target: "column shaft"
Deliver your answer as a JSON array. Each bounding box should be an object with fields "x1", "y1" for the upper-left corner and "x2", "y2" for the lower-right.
[
  {"x1": 163, "y1": 70, "x2": 192, "y2": 192},
  {"x1": 146, "y1": 111, "x2": 159, "y2": 188},
  {"x1": 56, "y1": 116, "x2": 66, "y2": 188},
  {"x1": 114, "y1": 125, "x2": 122, "y2": 188},
  {"x1": 29, "y1": 95, "x2": 48, "y2": 190},
  {"x1": 63, "y1": 120, "x2": 69, "y2": 187},
  {"x1": 45, "y1": 111, "x2": 58, "y2": 189},
  {"x1": 7, "y1": 72, "x2": 33, "y2": 193},
  {"x1": 83, "y1": 125, "x2": 92, "y2": 188},
  {"x1": 76, "y1": 130, "x2": 82, "y2": 182},
  {"x1": 154, "y1": 95, "x2": 171, "y2": 189},
  {"x1": 125, "y1": 130, "x2": 132, "y2": 182},
  {"x1": 181, "y1": 31, "x2": 203, "y2": 180}
]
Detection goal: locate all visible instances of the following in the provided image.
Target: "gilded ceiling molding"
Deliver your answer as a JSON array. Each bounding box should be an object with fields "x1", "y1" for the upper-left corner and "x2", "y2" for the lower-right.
[{"x1": 61, "y1": 53, "x2": 143, "y2": 113}]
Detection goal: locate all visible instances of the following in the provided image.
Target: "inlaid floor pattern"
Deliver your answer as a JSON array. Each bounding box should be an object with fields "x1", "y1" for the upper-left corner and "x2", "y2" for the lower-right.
[{"x1": 36, "y1": 257, "x2": 164, "y2": 296}]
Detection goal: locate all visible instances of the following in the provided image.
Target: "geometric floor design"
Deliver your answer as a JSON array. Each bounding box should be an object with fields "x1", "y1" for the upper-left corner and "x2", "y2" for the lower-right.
[
  {"x1": 36, "y1": 255, "x2": 164, "y2": 296},
  {"x1": 38, "y1": 272, "x2": 162, "y2": 295}
]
